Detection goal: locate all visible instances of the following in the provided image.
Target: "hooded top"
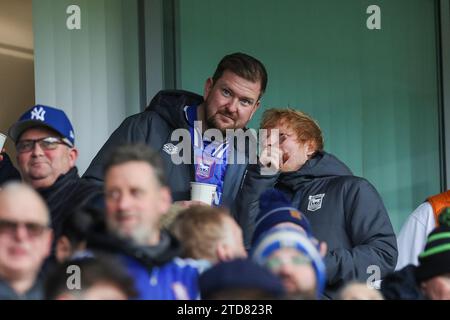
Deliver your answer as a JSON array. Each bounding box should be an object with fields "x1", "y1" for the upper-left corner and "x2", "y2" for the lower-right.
[{"x1": 237, "y1": 150, "x2": 398, "y2": 298}]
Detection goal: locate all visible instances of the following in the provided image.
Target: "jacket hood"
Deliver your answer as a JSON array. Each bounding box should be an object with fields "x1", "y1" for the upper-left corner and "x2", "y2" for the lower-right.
[
  {"x1": 279, "y1": 151, "x2": 353, "y2": 186},
  {"x1": 380, "y1": 265, "x2": 426, "y2": 300},
  {"x1": 146, "y1": 90, "x2": 204, "y2": 129}
]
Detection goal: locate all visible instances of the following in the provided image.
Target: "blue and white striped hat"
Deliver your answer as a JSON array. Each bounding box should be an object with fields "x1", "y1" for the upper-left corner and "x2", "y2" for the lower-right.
[{"x1": 252, "y1": 225, "x2": 327, "y2": 298}]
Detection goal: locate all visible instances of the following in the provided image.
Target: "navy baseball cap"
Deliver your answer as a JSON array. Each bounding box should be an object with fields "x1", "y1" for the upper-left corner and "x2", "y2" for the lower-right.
[
  {"x1": 8, "y1": 105, "x2": 75, "y2": 146},
  {"x1": 199, "y1": 258, "x2": 285, "y2": 299}
]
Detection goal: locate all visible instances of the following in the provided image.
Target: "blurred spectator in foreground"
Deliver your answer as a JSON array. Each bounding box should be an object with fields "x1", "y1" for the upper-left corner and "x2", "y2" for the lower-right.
[
  {"x1": 396, "y1": 196, "x2": 450, "y2": 270},
  {"x1": 0, "y1": 183, "x2": 52, "y2": 299},
  {"x1": 199, "y1": 258, "x2": 285, "y2": 300},
  {"x1": 338, "y1": 281, "x2": 384, "y2": 300},
  {"x1": 89, "y1": 144, "x2": 208, "y2": 299},
  {"x1": 54, "y1": 207, "x2": 106, "y2": 263},
  {"x1": 252, "y1": 226, "x2": 326, "y2": 300},
  {"x1": 170, "y1": 206, "x2": 247, "y2": 264},
  {"x1": 45, "y1": 254, "x2": 137, "y2": 300},
  {"x1": 382, "y1": 223, "x2": 450, "y2": 300}
]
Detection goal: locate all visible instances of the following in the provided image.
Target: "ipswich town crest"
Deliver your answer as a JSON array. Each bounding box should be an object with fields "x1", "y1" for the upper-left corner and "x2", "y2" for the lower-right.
[{"x1": 307, "y1": 194, "x2": 325, "y2": 212}]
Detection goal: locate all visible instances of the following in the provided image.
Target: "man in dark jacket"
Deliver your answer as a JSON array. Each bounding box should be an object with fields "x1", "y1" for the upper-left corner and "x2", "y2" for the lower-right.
[
  {"x1": 8, "y1": 105, "x2": 103, "y2": 241},
  {"x1": 96, "y1": 144, "x2": 209, "y2": 299},
  {"x1": 83, "y1": 52, "x2": 267, "y2": 214},
  {"x1": 0, "y1": 183, "x2": 52, "y2": 299},
  {"x1": 237, "y1": 108, "x2": 398, "y2": 298}
]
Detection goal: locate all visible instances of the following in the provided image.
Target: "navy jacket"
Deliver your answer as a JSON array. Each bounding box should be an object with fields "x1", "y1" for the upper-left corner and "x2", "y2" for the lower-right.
[
  {"x1": 83, "y1": 90, "x2": 250, "y2": 214},
  {"x1": 380, "y1": 265, "x2": 426, "y2": 300},
  {"x1": 237, "y1": 151, "x2": 398, "y2": 297},
  {"x1": 38, "y1": 167, "x2": 104, "y2": 241}
]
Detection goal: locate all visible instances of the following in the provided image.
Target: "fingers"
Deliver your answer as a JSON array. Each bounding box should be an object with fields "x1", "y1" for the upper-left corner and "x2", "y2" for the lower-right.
[
  {"x1": 259, "y1": 145, "x2": 282, "y2": 171},
  {"x1": 261, "y1": 129, "x2": 280, "y2": 150}
]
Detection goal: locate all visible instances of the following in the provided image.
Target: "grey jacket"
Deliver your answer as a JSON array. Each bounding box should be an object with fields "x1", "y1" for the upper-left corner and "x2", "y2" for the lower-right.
[{"x1": 237, "y1": 151, "x2": 398, "y2": 297}]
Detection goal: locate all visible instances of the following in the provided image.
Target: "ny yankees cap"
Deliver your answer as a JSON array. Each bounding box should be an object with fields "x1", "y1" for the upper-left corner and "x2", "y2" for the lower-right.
[{"x1": 8, "y1": 105, "x2": 75, "y2": 146}]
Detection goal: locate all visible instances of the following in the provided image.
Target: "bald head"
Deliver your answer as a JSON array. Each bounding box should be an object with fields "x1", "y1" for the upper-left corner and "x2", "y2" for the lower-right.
[{"x1": 0, "y1": 182, "x2": 49, "y2": 225}]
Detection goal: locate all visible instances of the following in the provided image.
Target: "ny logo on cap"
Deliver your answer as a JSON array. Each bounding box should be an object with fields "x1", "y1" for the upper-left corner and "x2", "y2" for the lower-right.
[{"x1": 31, "y1": 107, "x2": 46, "y2": 121}]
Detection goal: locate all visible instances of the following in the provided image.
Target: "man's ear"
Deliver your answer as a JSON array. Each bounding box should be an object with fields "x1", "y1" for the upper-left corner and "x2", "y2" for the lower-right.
[
  {"x1": 158, "y1": 186, "x2": 173, "y2": 216},
  {"x1": 305, "y1": 140, "x2": 316, "y2": 158},
  {"x1": 56, "y1": 293, "x2": 76, "y2": 300},
  {"x1": 55, "y1": 235, "x2": 72, "y2": 263},
  {"x1": 69, "y1": 147, "x2": 78, "y2": 166},
  {"x1": 216, "y1": 243, "x2": 232, "y2": 263},
  {"x1": 203, "y1": 78, "x2": 214, "y2": 101}
]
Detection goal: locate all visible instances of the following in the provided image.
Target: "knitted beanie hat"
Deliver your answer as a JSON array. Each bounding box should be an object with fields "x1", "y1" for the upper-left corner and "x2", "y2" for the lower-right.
[
  {"x1": 251, "y1": 188, "x2": 313, "y2": 246},
  {"x1": 251, "y1": 225, "x2": 326, "y2": 298}
]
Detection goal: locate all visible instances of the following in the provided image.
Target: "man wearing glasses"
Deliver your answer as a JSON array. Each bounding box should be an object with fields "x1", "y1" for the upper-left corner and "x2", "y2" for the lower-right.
[
  {"x1": 0, "y1": 183, "x2": 52, "y2": 299},
  {"x1": 8, "y1": 105, "x2": 103, "y2": 241}
]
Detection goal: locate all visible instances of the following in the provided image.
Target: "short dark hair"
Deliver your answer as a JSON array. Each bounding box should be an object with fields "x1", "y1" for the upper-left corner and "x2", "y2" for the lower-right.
[
  {"x1": 103, "y1": 144, "x2": 167, "y2": 186},
  {"x1": 45, "y1": 254, "x2": 138, "y2": 300},
  {"x1": 59, "y1": 207, "x2": 106, "y2": 248},
  {"x1": 212, "y1": 52, "x2": 268, "y2": 97}
]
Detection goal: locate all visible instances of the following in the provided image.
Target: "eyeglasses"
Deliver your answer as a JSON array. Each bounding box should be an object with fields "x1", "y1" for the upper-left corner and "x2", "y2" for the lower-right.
[
  {"x1": 16, "y1": 136, "x2": 72, "y2": 153},
  {"x1": 0, "y1": 218, "x2": 49, "y2": 238},
  {"x1": 265, "y1": 254, "x2": 311, "y2": 271}
]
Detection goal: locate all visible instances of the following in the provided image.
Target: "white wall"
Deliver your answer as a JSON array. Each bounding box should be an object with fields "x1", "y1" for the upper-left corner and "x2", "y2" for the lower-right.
[{"x1": 32, "y1": 0, "x2": 141, "y2": 174}]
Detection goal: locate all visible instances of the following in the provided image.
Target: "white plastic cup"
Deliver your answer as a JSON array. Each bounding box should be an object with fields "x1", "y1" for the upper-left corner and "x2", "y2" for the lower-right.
[
  {"x1": 0, "y1": 133, "x2": 6, "y2": 152},
  {"x1": 190, "y1": 182, "x2": 217, "y2": 205}
]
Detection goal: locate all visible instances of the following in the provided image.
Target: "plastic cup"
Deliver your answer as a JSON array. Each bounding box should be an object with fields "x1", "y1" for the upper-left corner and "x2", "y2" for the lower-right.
[
  {"x1": 0, "y1": 133, "x2": 6, "y2": 151},
  {"x1": 190, "y1": 182, "x2": 217, "y2": 205}
]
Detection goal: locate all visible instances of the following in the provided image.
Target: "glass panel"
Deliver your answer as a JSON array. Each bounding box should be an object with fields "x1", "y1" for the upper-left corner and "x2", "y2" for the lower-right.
[{"x1": 176, "y1": 0, "x2": 441, "y2": 232}]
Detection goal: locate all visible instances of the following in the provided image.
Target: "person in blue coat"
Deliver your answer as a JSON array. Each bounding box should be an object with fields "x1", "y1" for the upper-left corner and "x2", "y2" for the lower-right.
[{"x1": 96, "y1": 144, "x2": 209, "y2": 300}]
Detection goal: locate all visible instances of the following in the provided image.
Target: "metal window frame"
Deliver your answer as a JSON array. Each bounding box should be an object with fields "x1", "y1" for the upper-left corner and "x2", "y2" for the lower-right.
[
  {"x1": 139, "y1": 0, "x2": 450, "y2": 193},
  {"x1": 137, "y1": 0, "x2": 177, "y2": 110},
  {"x1": 438, "y1": 0, "x2": 450, "y2": 191}
]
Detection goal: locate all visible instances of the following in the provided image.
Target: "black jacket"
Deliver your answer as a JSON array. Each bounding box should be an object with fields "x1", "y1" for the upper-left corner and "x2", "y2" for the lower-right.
[
  {"x1": 83, "y1": 90, "x2": 250, "y2": 212},
  {"x1": 380, "y1": 265, "x2": 426, "y2": 300},
  {"x1": 38, "y1": 167, "x2": 104, "y2": 240},
  {"x1": 87, "y1": 228, "x2": 182, "y2": 269},
  {"x1": 237, "y1": 151, "x2": 398, "y2": 297},
  {"x1": 0, "y1": 153, "x2": 21, "y2": 186},
  {"x1": 0, "y1": 277, "x2": 44, "y2": 300}
]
